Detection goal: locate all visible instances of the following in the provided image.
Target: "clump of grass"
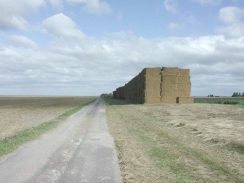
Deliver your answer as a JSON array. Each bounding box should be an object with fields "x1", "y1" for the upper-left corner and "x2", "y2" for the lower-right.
[
  {"x1": 227, "y1": 139, "x2": 244, "y2": 154},
  {"x1": 0, "y1": 100, "x2": 95, "y2": 156}
]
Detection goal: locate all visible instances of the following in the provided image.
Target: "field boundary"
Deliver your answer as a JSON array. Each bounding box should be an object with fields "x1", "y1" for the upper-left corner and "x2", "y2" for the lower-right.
[{"x1": 0, "y1": 99, "x2": 96, "y2": 156}]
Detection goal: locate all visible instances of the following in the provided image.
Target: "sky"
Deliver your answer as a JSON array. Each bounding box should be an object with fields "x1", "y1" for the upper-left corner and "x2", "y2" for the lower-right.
[{"x1": 0, "y1": 0, "x2": 244, "y2": 96}]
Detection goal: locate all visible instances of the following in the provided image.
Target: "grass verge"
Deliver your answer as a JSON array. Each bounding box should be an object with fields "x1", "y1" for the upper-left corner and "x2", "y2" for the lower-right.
[
  {"x1": 0, "y1": 99, "x2": 95, "y2": 156},
  {"x1": 104, "y1": 98, "x2": 244, "y2": 183},
  {"x1": 195, "y1": 100, "x2": 244, "y2": 105}
]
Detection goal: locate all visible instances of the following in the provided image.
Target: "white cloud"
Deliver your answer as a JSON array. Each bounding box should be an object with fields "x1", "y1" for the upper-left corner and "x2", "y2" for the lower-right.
[
  {"x1": 1, "y1": 31, "x2": 244, "y2": 96},
  {"x1": 66, "y1": 0, "x2": 111, "y2": 15},
  {"x1": 47, "y1": 0, "x2": 63, "y2": 9},
  {"x1": 217, "y1": 6, "x2": 244, "y2": 38},
  {"x1": 7, "y1": 35, "x2": 38, "y2": 48},
  {"x1": 191, "y1": 0, "x2": 222, "y2": 5},
  {"x1": 0, "y1": 0, "x2": 46, "y2": 30},
  {"x1": 164, "y1": 0, "x2": 178, "y2": 13},
  {"x1": 219, "y1": 6, "x2": 244, "y2": 23},
  {"x1": 167, "y1": 22, "x2": 185, "y2": 30},
  {"x1": 42, "y1": 13, "x2": 85, "y2": 38}
]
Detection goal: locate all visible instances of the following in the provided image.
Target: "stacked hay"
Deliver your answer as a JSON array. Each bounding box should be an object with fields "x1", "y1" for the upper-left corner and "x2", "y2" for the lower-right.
[
  {"x1": 160, "y1": 67, "x2": 179, "y2": 103},
  {"x1": 176, "y1": 97, "x2": 194, "y2": 104},
  {"x1": 113, "y1": 67, "x2": 193, "y2": 104},
  {"x1": 176, "y1": 68, "x2": 193, "y2": 103},
  {"x1": 116, "y1": 86, "x2": 125, "y2": 99},
  {"x1": 140, "y1": 68, "x2": 161, "y2": 104},
  {"x1": 160, "y1": 67, "x2": 193, "y2": 104},
  {"x1": 113, "y1": 91, "x2": 117, "y2": 99}
]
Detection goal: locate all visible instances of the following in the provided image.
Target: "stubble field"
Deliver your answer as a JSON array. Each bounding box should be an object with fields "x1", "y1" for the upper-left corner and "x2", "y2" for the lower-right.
[
  {"x1": 105, "y1": 99, "x2": 244, "y2": 183},
  {"x1": 0, "y1": 96, "x2": 97, "y2": 140}
]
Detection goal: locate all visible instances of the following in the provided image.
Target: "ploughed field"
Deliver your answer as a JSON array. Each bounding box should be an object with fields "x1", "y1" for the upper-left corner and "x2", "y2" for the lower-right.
[
  {"x1": 0, "y1": 96, "x2": 97, "y2": 140},
  {"x1": 104, "y1": 98, "x2": 244, "y2": 183}
]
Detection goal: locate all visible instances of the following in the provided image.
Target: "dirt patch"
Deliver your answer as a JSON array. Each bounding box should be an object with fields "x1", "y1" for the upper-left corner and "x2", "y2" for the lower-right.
[{"x1": 0, "y1": 96, "x2": 97, "y2": 139}]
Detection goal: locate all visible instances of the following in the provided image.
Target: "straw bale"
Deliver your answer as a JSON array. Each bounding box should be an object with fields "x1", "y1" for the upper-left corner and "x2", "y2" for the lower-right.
[
  {"x1": 161, "y1": 75, "x2": 178, "y2": 83},
  {"x1": 144, "y1": 96, "x2": 161, "y2": 104},
  {"x1": 144, "y1": 82, "x2": 161, "y2": 90},
  {"x1": 178, "y1": 69, "x2": 190, "y2": 76},
  {"x1": 161, "y1": 96, "x2": 177, "y2": 104},
  {"x1": 177, "y1": 76, "x2": 191, "y2": 84},
  {"x1": 141, "y1": 67, "x2": 161, "y2": 75},
  {"x1": 176, "y1": 90, "x2": 191, "y2": 97},
  {"x1": 143, "y1": 75, "x2": 161, "y2": 82},
  {"x1": 161, "y1": 67, "x2": 179, "y2": 75},
  {"x1": 143, "y1": 90, "x2": 161, "y2": 98},
  {"x1": 161, "y1": 89, "x2": 177, "y2": 97},
  {"x1": 161, "y1": 83, "x2": 177, "y2": 90},
  {"x1": 177, "y1": 83, "x2": 191, "y2": 90},
  {"x1": 176, "y1": 97, "x2": 193, "y2": 104}
]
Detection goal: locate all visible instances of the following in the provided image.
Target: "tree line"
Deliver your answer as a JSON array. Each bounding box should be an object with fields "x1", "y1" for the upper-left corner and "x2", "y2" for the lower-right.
[{"x1": 232, "y1": 92, "x2": 244, "y2": 97}]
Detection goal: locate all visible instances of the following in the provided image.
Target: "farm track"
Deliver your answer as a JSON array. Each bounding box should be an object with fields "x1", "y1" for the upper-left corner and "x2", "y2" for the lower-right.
[
  {"x1": 105, "y1": 99, "x2": 244, "y2": 183},
  {"x1": 0, "y1": 99, "x2": 121, "y2": 183}
]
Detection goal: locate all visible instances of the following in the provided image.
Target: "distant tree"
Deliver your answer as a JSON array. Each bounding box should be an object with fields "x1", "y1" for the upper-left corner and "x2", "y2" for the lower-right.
[{"x1": 232, "y1": 92, "x2": 243, "y2": 97}]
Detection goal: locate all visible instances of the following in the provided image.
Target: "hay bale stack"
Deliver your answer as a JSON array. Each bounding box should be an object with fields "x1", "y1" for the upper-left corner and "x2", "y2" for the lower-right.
[
  {"x1": 160, "y1": 67, "x2": 179, "y2": 103},
  {"x1": 161, "y1": 96, "x2": 177, "y2": 103},
  {"x1": 116, "y1": 86, "x2": 125, "y2": 99},
  {"x1": 113, "y1": 91, "x2": 117, "y2": 99},
  {"x1": 160, "y1": 67, "x2": 193, "y2": 104},
  {"x1": 113, "y1": 67, "x2": 193, "y2": 104},
  {"x1": 176, "y1": 97, "x2": 194, "y2": 104}
]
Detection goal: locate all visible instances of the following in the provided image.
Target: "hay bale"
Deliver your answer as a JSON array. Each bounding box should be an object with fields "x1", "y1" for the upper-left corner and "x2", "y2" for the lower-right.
[
  {"x1": 176, "y1": 97, "x2": 193, "y2": 104},
  {"x1": 177, "y1": 76, "x2": 191, "y2": 84},
  {"x1": 161, "y1": 89, "x2": 177, "y2": 97},
  {"x1": 176, "y1": 90, "x2": 191, "y2": 97},
  {"x1": 178, "y1": 69, "x2": 190, "y2": 76},
  {"x1": 143, "y1": 90, "x2": 161, "y2": 98},
  {"x1": 161, "y1": 96, "x2": 177, "y2": 104},
  {"x1": 161, "y1": 67, "x2": 179, "y2": 75},
  {"x1": 144, "y1": 96, "x2": 161, "y2": 104},
  {"x1": 161, "y1": 83, "x2": 177, "y2": 90},
  {"x1": 177, "y1": 83, "x2": 191, "y2": 88},
  {"x1": 144, "y1": 82, "x2": 161, "y2": 90},
  {"x1": 161, "y1": 75, "x2": 178, "y2": 83},
  {"x1": 141, "y1": 67, "x2": 161, "y2": 75},
  {"x1": 143, "y1": 75, "x2": 161, "y2": 82}
]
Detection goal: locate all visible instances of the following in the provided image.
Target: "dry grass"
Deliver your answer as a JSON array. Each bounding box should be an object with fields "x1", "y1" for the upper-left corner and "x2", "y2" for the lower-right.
[
  {"x1": 104, "y1": 99, "x2": 244, "y2": 183},
  {"x1": 0, "y1": 96, "x2": 97, "y2": 139}
]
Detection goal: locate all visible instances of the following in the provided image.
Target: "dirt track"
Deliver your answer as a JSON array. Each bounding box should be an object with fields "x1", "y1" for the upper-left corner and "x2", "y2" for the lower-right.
[{"x1": 0, "y1": 99, "x2": 121, "y2": 183}]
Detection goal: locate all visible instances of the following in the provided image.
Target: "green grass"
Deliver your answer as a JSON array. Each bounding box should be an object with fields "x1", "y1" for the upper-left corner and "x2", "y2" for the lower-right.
[
  {"x1": 195, "y1": 100, "x2": 244, "y2": 105},
  {"x1": 0, "y1": 99, "x2": 95, "y2": 156}
]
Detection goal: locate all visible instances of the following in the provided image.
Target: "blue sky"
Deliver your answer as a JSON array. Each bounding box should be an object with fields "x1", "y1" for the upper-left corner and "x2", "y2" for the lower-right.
[{"x1": 0, "y1": 0, "x2": 244, "y2": 96}]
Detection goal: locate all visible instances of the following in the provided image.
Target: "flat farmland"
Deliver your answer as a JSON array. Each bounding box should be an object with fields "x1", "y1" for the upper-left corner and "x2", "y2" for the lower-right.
[
  {"x1": 0, "y1": 96, "x2": 97, "y2": 140},
  {"x1": 105, "y1": 99, "x2": 244, "y2": 183}
]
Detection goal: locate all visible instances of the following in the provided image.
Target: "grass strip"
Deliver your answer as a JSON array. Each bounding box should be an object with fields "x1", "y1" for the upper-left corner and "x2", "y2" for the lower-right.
[
  {"x1": 0, "y1": 99, "x2": 95, "y2": 156},
  {"x1": 195, "y1": 100, "x2": 244, "y2": 105}
]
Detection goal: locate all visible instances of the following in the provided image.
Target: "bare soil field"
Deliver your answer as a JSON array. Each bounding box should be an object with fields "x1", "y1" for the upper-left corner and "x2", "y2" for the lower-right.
[
  {"x1": 0, "y1": 96, "x2": 97, "y2": 140},
  {"x1": 105, "y1": 99, "x2": 244, "y2": 183}
]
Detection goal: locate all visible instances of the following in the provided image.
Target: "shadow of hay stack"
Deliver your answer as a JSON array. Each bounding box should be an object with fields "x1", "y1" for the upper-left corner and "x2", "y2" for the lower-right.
[{"x1": 113, "y1": 67, "x2": 193, "y2": 104}]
